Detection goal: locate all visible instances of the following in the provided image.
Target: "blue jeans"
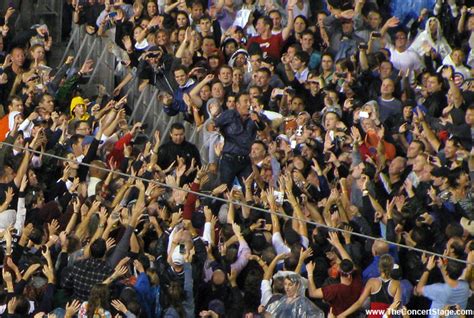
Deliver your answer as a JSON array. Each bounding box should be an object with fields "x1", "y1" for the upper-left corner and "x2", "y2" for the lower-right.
[{"x1": 219, "y1": 153, "x2": 252, "y2": 188}]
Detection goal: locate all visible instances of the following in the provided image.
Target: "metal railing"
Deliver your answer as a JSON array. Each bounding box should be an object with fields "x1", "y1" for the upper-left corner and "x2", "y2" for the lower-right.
[{"x1": 60, "y1": 24, "x2": 210, "y2": 163}]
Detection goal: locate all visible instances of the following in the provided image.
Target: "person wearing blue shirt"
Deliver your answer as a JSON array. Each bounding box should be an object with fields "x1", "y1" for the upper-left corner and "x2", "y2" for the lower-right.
[
  {"x1": 362, "y1": 240, "x2": 399, "y2": 283},
  {"x1": 213, "y1": 92, "x2": 266, "y2": 187},
  {"x1": 416, "y1": 256, "x2": 471, "y2": 318}
]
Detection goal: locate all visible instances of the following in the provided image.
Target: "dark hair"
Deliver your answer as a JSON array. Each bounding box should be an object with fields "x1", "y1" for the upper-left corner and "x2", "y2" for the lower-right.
[
  {"x1": 258, "y1": 16, "x2": 273, "y2": 30},
  {"x1": 410, "y1": 226, "x2": 430, "y2": 248},
  {"x1": 236, "y1": 91, "x2": 250, "y2": 103},
  {"x1": 170, "y1": 122, "x2": 185, "y2": 132},
  {"x1": 87, "y1": 284, "x2": 110, "y2": 318},
  {"x1": 446, "y1": 259, "x2": 465, "y2": 280},
  {"x1": 252, "y1": 140, "x2": 268, "y2": 153},
  {"x1": 73, "y1": 120, "x2": 90, "y2": 131},
  {"x1": 294, "y1": 15, "x2": 309, "y2": 30},
  {"x1": 69, "y1": 134, "x2": 85, "y2": 147},
  {"x1": 411, "y1": 140, "x2": 426, "y2": 152},
  {"x1": 202, "y1": 35, "x2": 216, "y2": 44},
  {"x1": 198, "y1": 14, "x2": 212, "y2": 23},
  {"x1": 90, "y1": 238, "x2": 107, "y2": 259},
  {"x1": 445, "y1": 222, "x2": 464, "y2": 239},
  {"x1": 340, "y1": 259, "x2": 354, "y2": 276},
  {"x1": 167, "y1": 281, "x2": 186, "y2": 317},
  {"x1": 13, "y1": 296, "x2": 30, "y2": 315},
  {"x1": 257, "y1": 67, "x2": 271, "y2": 78},
  {"x1": 29, "y1": 227, "x2": 43, "y2": 245},
  {"x1": 173, "y1": 65, "x2": 188, "y2": 75},
  {"x1": 175, "y1": 10, "x2": 190, "y2": 25},
  {"x1": 300, "y1": 30, "x2": 315, "y2": 39},
  {"x1": 294, "y1": 51, "x2": 310, "y2": 66},
  {"x1": 284, "y1": 253, "x2": 299, "y2": 271}
]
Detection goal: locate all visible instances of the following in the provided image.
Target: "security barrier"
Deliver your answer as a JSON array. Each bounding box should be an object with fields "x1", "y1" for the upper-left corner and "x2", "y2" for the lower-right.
[{"x1": 61, "y1": 24, "x2": 209, "y2": 163}]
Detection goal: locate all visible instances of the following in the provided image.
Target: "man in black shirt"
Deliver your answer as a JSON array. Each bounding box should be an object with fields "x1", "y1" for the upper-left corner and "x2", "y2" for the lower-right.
[{"x1": 157, "y1": 123, "x2": 201, "y2": 174}]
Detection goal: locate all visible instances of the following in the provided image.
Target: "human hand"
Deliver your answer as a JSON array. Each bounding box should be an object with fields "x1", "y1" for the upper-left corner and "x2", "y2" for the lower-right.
[{"x1": 65, "y1": 299, "x2": 81, "y2": 318}]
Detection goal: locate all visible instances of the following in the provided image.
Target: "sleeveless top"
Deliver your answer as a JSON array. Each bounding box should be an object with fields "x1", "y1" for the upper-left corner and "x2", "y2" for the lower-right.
[{"x1": 368, "y1": 278, "x2": 394, "y2": 318}]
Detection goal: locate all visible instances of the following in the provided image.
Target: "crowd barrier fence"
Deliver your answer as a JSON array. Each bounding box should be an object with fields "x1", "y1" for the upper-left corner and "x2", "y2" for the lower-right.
[{"x1": 60, "y1": 24, "x2": 210, "y2": 163}]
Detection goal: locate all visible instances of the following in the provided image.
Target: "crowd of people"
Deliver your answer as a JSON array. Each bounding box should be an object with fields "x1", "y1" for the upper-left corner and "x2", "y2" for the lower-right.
[{"x1": 0, "y1": 0, "x2": 473, "y2": 317}]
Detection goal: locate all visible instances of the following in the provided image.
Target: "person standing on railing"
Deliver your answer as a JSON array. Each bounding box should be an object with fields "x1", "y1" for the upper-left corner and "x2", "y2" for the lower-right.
[{"x1": 213, "y1": 92, "x2": 267, "y2": 188}]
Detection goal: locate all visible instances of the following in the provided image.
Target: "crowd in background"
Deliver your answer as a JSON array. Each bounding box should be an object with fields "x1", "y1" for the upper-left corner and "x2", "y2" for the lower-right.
[{"x1": 0, "y1": 0, "x2": 473, "y2": 317}]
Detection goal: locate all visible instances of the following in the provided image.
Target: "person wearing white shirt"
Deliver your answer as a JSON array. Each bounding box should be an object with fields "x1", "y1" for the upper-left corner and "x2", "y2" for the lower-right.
[
  {"x1": 387, "y1": 29, "x2": 421, "y2": 75},
  {"x1": 441, "y1": 48, "x2": 471, "y2": 80},
  {"x1": 285, "y1": 51, "x2": 310, "y2": 84}
]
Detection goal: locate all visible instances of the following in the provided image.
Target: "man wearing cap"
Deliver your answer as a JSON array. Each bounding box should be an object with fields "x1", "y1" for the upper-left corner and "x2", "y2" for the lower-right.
[{"x1": 324, "y1": 4, "x2": 364, "y2": 60}]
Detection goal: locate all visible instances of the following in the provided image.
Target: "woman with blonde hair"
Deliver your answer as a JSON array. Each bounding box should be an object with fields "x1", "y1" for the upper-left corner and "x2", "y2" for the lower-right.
[{"x1": 337, "y1": 254, "x2": 402, "y2": 318}]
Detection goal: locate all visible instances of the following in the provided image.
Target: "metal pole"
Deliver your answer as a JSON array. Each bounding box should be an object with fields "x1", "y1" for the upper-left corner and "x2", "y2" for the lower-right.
[
  {"x1": 128, "y1": 86, "x2": 148, "y2": 125},
  {"x1": 58, "y1": 26, "x2": 79, "y2": 68}
]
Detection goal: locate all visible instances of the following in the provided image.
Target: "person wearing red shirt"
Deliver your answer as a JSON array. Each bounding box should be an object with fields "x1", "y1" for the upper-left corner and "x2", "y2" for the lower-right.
[
  {"x1": 247, "y1": 0, "x2": 295, "y2": 60},
  {"x1": 306, "y1": 233, "x2": 363, "y2": 317}
]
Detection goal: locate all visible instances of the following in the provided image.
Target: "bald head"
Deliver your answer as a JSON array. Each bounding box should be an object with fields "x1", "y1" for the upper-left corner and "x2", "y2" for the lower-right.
[{"x1": 372, "y1": 240, "x2": 389, "y2": 256}]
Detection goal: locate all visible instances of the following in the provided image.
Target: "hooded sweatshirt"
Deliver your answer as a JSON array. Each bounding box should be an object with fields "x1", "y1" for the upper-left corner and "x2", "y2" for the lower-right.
[{"x1": 409, "y1": 17, "x2": 452, "y2": 59}]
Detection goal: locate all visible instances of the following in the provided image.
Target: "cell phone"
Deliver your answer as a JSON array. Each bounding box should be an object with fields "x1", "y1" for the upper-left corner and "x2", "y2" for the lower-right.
[
  {"x1": 179, "y1": 244, "x2": 185, "y2": 254},
  {"x1": 335, "y1": 72, "x2": 347, "y2": 78},
  {"x1": 358, "y1": 43, "x2": 368, "y2": 50},
  {"x1": 290, "y1": 140, "x2": 297, "y2": 149},
  {"x1": 359, "y1": 111, "x2": 369, "y2": 119},
  {"x1": 108, "y1": 11, "x2": 118, "y2": 18},
  {"x1": 324, "y1": 152, "x2": 332, "y2": 162},
  {"x1": 232, "y1": 184, "x2": 242, "y2": 192},
  {"x1": 285, "y1": 87, "x2": 295, "y2": 94},
  {"x1": 372, "y1": 32, "x2": 382, "y2": 38},
  {"x1": 0, "y1": 68, "x2": 4, "y2": 75},
  {"x1": 416, "y1": 216, "x2": 425, "y2": 222},
  {"x1": 274, "y1": 88, "x2": 284, "y2": 96},
  {"x1": 8, "y1": 1, "x2": 14, "y2": 8},
  {"x1": 274, "y1": 191, "x2": 284, "y2": 205}
]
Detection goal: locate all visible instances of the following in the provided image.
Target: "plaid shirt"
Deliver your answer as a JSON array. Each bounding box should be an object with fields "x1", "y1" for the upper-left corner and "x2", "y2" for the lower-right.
[{"x1": 64, "y1": 258, "x2": 112, "y2": 301}]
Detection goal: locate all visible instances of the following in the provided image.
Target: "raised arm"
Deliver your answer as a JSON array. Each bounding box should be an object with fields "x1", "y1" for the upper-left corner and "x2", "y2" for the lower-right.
[
  {"x1": 282, "y1": 0, "x2": 295, "y2": 41},
  {"x1": 189, "y1": 74, "x2": 214, "y2": 107}
]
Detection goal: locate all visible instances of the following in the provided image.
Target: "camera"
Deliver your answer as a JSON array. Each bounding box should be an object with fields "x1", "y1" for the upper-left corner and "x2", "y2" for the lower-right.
[{"x1": 358, "y1": 43, "x2": 368, "y2": 50}]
